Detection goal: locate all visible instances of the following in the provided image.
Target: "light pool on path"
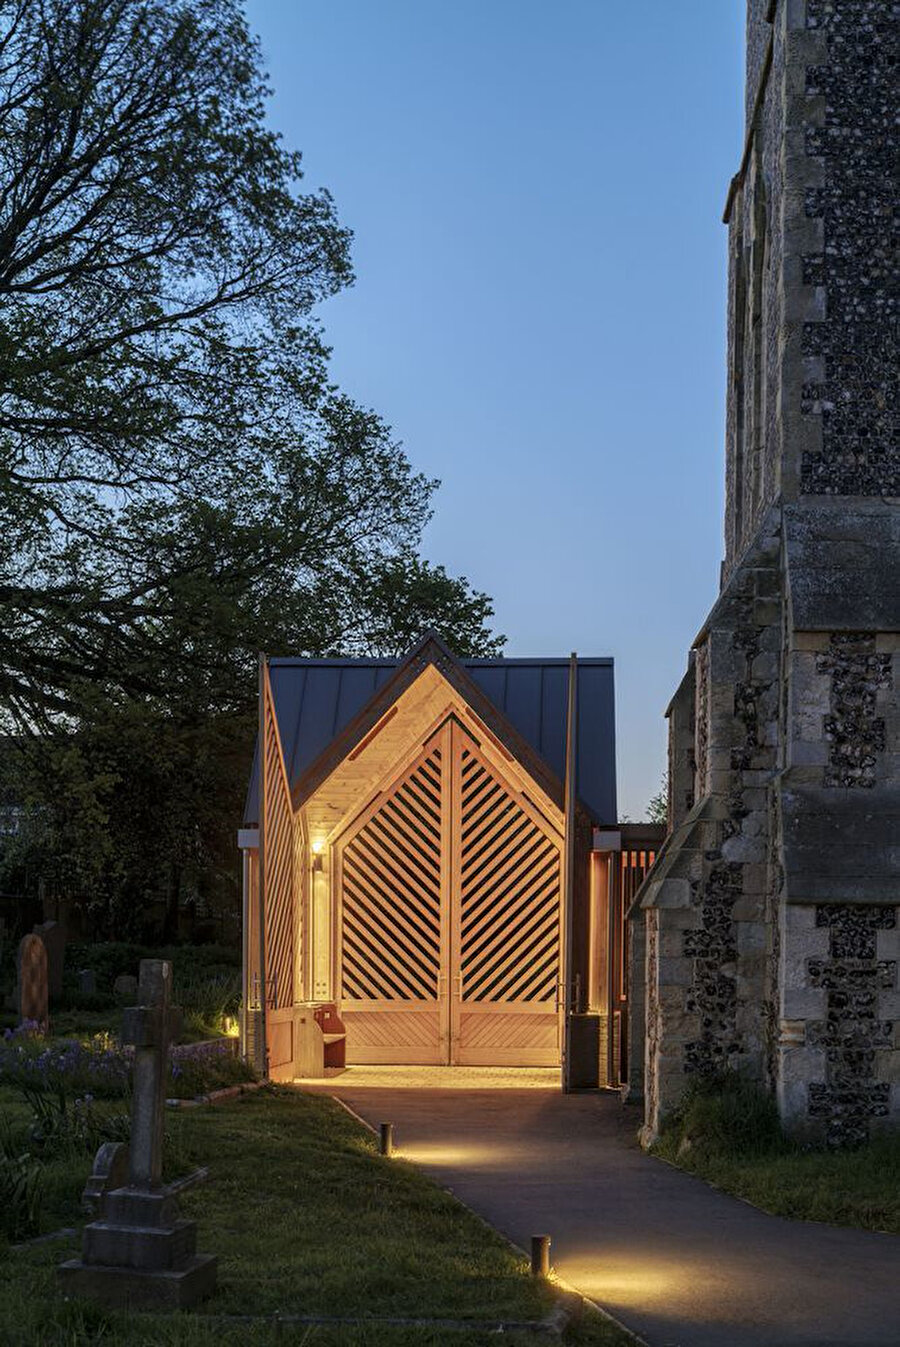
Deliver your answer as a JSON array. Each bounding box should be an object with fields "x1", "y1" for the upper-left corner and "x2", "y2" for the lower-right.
[{"x1": 300, "y1": 1082, "x2": 900, "y2": 1347}]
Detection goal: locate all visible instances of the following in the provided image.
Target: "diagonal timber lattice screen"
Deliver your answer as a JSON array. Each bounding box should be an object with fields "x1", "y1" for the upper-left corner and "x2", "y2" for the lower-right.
[
  {"x1": 342, "y1": 743, "x2": 443, "y2": 1002},
  {"x1": 458, "y1": 746, "x2": 560, "y2": 1004},
  {"x1": 337, "y1": 718, "x2": 563, "y2": 1066}
]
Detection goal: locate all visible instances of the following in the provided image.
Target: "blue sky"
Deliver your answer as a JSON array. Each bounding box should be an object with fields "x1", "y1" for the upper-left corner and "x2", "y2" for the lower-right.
[{"x1": 244, "y1": 0, "x2": 746, "y2": 820}]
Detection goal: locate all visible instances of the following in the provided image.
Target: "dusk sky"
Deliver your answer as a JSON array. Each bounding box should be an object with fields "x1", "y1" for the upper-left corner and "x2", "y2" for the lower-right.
[{"x1": 244, "y1": 0, "x2": 747, "y2": 821}]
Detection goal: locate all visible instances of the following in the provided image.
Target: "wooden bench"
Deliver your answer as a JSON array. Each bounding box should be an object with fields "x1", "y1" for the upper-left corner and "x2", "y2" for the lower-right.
[{"x1": 294, "y1": 1003, "x2": 346, "y2": 1077}]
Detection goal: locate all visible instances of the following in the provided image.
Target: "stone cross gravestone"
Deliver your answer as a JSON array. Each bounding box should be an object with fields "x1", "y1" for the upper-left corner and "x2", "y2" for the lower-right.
[
  {"x1": 32, "y1": 920, "x2": 65, "y2": 1000},
  {"x1": 17, "y1": 933, "x2": 48, "y2": 1030},
  {"x1": 59, "y1": 960, "x2": 217, "y2": 1307},
  {"x1": 123, "y1": 960, "x2": 180, "y2": 1188}
]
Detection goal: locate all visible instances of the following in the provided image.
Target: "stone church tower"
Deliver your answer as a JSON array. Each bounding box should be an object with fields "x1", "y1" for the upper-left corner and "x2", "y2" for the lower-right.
[{"x1": 636, "y1": 0, "x2": 897, "y2": 1145}]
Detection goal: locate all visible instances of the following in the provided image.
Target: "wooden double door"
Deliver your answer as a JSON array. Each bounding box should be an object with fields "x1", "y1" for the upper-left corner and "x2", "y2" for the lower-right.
[{"x1": 336, "y1": 717, "x2": 563, "y2": 1066}]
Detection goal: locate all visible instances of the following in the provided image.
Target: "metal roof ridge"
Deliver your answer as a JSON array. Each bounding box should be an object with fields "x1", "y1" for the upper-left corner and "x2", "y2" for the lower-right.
[
  {"x1": 266, "y1": 654, "x2": 614, "y2": 667},
  {"x1": 267, "y1": 656, "x2": 400, "y2": 667}
]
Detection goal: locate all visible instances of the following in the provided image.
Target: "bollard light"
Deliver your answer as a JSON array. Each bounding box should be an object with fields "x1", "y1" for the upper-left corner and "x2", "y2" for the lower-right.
[
  {"x1": 531, "y1": 1234, "x2": 551, "y2": 1277},
  {"x1": 379, "y1": 1122, "x2": 394, "y2": 1157}
]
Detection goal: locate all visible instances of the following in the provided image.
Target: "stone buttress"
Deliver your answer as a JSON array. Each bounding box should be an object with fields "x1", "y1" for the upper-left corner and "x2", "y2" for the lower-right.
[{"x1": 636, "y1": 0, "x2": 898, "y2": 1146}]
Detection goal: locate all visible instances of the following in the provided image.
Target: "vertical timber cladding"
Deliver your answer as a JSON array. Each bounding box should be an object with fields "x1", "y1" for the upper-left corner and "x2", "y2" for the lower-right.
[
  {"x1": 337, "y1": 716, "x2": 564, "y2": 1065},
  {"x1": 260, "y1": 664, "x2": 297, "y2": 1079}
]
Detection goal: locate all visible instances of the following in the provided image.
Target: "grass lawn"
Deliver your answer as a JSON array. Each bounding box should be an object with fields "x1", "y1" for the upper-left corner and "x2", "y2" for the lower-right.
[
  {"x1": 651, "y1": 1075, "x2": 900, "y2": 1233},
  {"x1": 653, "y1": 1129, "x2": 900, "y2": 1232},
  {"x1": 0, "y1": 1086, "x2": 637, "y2": 1346}
]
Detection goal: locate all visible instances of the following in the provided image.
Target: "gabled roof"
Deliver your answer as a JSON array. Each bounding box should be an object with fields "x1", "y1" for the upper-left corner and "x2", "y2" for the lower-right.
[{"x1": 244, "y1": 633, "x2": 616, "y2": 826}]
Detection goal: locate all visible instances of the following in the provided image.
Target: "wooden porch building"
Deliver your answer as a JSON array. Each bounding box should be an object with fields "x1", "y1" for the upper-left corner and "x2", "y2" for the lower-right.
[{"x1": 239, "y1": 634, "x2": 658, "y2": 1088}]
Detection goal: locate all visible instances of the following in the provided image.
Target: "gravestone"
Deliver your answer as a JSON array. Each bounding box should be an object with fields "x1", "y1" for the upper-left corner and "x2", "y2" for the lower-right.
[
  {"x1": 78, "y1": 968, "x2": 97, "y2": 996},
  {"x1": 59, "y1": 960, "x2": 217, "y2": 1307},
  {"x1": 82, "y1": 1141, "x2": 130, "y2": 1216},
  {"x1": 32, "y1": 920, "x2": 65, "y2": 1000},
  {"x1": 113, "y1": 973, "x2": 138, "y2": 1001},
  {"x1": 17, "y1": 933, "x2": 48, "y2": 1030}
]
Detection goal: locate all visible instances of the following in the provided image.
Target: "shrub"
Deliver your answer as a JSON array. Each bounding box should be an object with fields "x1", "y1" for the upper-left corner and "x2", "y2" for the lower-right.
[
  {"x1": 179, "y1": 970, "x2": 241, "y2": 1039},
  {"x1": 22, "y1": 1085, "x2": 130, "y2": 1160},
  {"x1": 168, "y1": 1039, "x2": 256, "y2": 1099},
  {"x1": 0, "y1": 1026, "x2": 130, "y2": 1098},
  {"x1": 0, "y1": 1017, "x2": 255, "y2": 1104},
  {"x1": 663, "y1": 1072, "x2": 785, "y2": 1160},
  {"x1": 65, "y1": 943, "x2": 239, "y2": 999},
  {"x1": 0, "y1": 1151, "x2": 43, "y2": 1240}
]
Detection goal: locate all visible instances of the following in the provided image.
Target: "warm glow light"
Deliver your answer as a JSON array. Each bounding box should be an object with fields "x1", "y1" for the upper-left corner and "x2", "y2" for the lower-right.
[
  {"x1": 561, "y1": 1254, "x2": 694, "y2": 1307},
  {"x1": 396, "y1": 1142, "x2": 512, "y2": 1168},
  {"x1": 311, "y1": 839, "x2": 325, "y2": 855}
]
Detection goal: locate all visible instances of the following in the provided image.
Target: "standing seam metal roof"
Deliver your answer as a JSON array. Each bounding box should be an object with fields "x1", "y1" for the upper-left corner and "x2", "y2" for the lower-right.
[{"x1": 244, "y1": 655, "x2": 616, "y2": 827}]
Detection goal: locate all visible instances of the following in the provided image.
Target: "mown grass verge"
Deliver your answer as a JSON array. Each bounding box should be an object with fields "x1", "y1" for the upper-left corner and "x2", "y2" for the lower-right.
[
  {"x1": 652, "y1": 1073, "x2": 900, "y2": 1233},
  {"x1": 0, "y1": 1086, "x2": 636, "y2": 1346}
]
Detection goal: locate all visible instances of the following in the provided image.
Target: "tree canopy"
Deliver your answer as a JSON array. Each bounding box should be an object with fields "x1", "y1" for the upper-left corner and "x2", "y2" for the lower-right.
[{"x1": 0, "y1": 0, "x2": 502, "y2": 935}]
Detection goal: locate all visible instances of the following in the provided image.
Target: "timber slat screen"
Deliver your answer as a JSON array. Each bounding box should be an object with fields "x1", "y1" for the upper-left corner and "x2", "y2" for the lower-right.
[
  {"x1": 339, "y1": 742, "x2": 445, "y2": 1063},
  {"x1": 259, "y1": 662, "x2": 298, "y2": 1078},
  {"x1": 457, "y1": 743, "x2": 560, "y2": 1063},
  {"x1": 337, "y1": 717, "x2": 563, "y2": 1066},
  {"x1": 610, "y1": 825, "x2": 664, "y2": 1087}
]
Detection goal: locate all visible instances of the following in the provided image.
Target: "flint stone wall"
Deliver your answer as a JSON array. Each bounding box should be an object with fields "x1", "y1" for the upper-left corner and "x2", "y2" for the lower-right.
[{"x1": 638, "y1": 0, "x2": 898, "y2": 1144}]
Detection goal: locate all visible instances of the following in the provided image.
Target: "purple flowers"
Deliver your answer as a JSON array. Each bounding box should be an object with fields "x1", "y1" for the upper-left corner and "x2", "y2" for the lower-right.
[
  {"x1": 3, "y1": 1019, "x2": 42, "y2": 1041},
  {"x1": 0, "y1": 1027, "x2": 245, "y2": 1099},
  {"x1": 0, "y1": 1031, "x2": 130, "y2": 1097}
]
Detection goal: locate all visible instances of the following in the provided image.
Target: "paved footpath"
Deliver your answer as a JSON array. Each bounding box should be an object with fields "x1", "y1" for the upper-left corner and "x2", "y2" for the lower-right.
[{"x1": 309, "y1": 1083, "x2": 900, "y2": 1347}]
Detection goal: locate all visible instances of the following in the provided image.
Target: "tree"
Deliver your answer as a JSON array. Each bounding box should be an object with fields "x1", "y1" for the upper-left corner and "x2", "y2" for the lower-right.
[
  {"x1": 0, "y1": 0, "x2": 496, "y2": 726},
  {"x1": 646, "y1": 774, "x2": 668, "y2": 827},
  {"x1": 0, "y1": 0, "x2": 502, "y2": 936}
]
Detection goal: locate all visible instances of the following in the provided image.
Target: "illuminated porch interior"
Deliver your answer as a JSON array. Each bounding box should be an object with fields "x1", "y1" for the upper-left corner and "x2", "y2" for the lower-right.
[{"x1": 240, "y1": 635, "x2": 661, "y2": 1088}]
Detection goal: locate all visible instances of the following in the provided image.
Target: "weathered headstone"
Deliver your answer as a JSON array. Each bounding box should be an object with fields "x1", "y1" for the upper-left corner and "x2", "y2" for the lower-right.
[
  {"x1": 32, "y1": 920, "x2": 65, "y2": 1000},
  {"x1": 113, "y1": 973, "x2": 138, "y2": 1001},
  {"x1": 17, "y1": 933, "x2": 48, "y2": 1030},
  {"x1": 59, "y1": 960, "x2": 217, "y2": 1307},
  {"x1": 82, "y1": 1141, "x2": 130, "y2": 1216},
  {"x1": 78, "y1": 968, "x2": 97, "y2": 996}
]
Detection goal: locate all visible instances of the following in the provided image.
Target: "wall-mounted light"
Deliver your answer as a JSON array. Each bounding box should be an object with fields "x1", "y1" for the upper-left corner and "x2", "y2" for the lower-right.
[{"x1": 311, "y1": 838, "x2": 325, "y2": 872}]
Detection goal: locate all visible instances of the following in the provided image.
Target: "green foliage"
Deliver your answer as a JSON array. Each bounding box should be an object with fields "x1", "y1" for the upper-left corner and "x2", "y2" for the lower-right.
[
  {"x1": 0, "y1": 1150, "x2": 43, "y2": 1241},
  {"x1": 179, "y1": 971, "x2": 241, "y2": 1040},
  {"x1": 661, "y1": 1071, "x2": 784, "y2": 1160},
  {"x1": 0, "y1": 1028, "x2": 130, "y2": 1097},
  {"x1": 0, "y1": 0, "x2": 503, "y2": 940},
  {"x1": 654, "y1": 1072, "x2": 900, "y2": 1232},
  {"x1": 20, "y1": 1084, "x2": 129, "y2": 1161},
  {"x1": 168, "y1": 1043, "x2": 255, "y2": 1099},
  {"x1": 344, "y1": 555, "x2": 505, "y2": 659},
  {"x1": 645, "y1": 773, "x2": 668, "y2": 826},
  {"x1": 66, "y1": 943, "x2": 240, "y2": 997}
]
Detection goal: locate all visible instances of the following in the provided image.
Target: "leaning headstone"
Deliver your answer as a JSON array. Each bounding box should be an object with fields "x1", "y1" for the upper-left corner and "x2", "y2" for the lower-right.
[
  {"x1": 17, "y1": 933, "x2": 48, "y2": 1031},
  {"x1": 32, "y1": 920, "x2": 65, "y2": 1000},
  {"x1": 59, "y1": 960, "x2": 217, "y2": 1307},
  {"x1": 113, "y1": 973, "x2": 138, "y2": 1001},
  {"x1": 78, "y1": 968, "x2": 97, "y2": 996}
]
